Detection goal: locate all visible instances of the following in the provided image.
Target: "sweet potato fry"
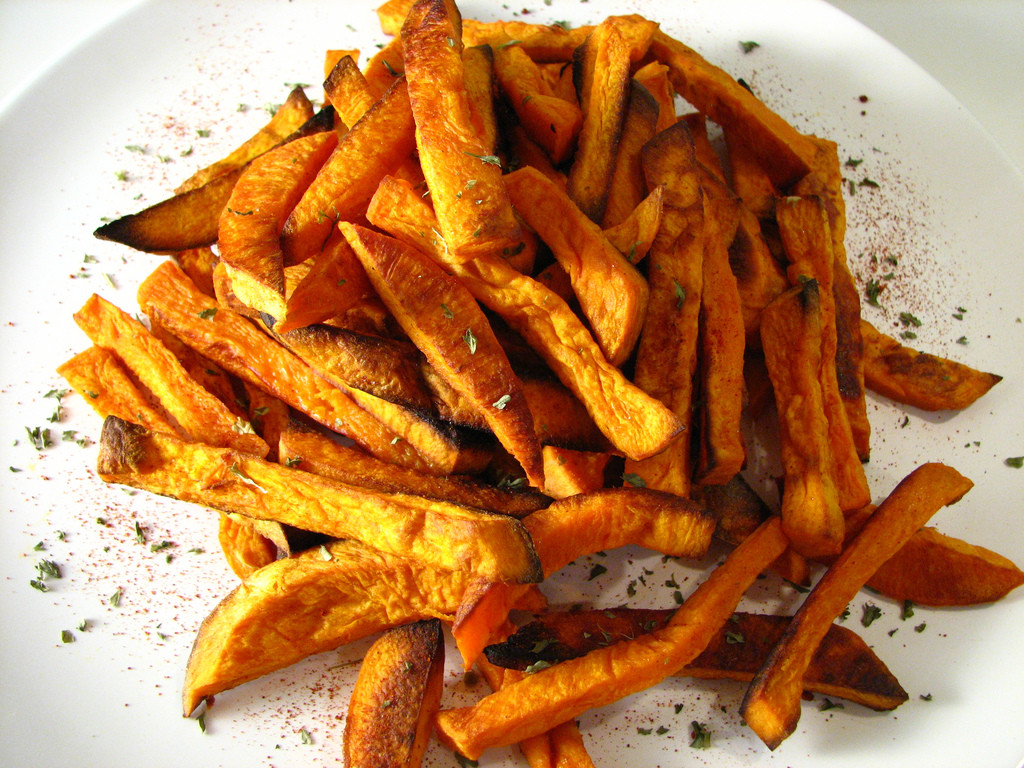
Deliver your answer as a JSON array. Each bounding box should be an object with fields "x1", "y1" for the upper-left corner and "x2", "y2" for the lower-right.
[
  {"x1": 463, "y1": 44, "x2": 500, "y2": 156},
  {"x1": 600, "y1": 80, "x2": 660, "y2": 229},
  {"x1": 566, "y1": 19, "x2": 634, "y2": 222},
  {"x1": 775, "y1": 195, "x2": 869, "y2": 513},
  {"x1": 649, "y1": 30, "x2": 818, "y2": 188},
  {"x1": 217, "y1": 512, "x2": 278, "y2": 579},
  {"x1": 217, "y1": 131, "x2": 338, "y2": 321},
  {"x1": 364, "y1": 177, "x2": 682, "y2": 461},
  {"x1": 540, "y1": 446, "x2": 609, "y2": 499},
  {"x1": 182, "y1": 537, "x2": 473, "y2": 716},
  {"x1": 722, "y1": 123, "x2": 777, "y2": 219},
  {"x1": 56, "y1": 346, "x2": 179, "y2": 436},
  {"x1": 633, "y1": 61, "x2": 676, "y2": 132},
  {"x1": 278, "y1": 420, "x2": 548, "y2": 517},
  {"x1": 174, "y1": 246, "x2": 218, "y2": 298},
  {"x1": 344, "y1": 619, "x2": 444, "y2": 768},
  {"x1": 866, "y1": 526, "x2": 1024, "y2": 606},
  {"x1": 504, "y1": 166, "x2": 649, "y2": 366},
  {"x1": 94, "y1": 106, "x2": 334, "y2": 253},
  {"x1": 601, "y1": 184, "x2": 663, "y2": 265},
  {"x1": 760, "y1": 281, "x2": 844, "y2": 558},
  {"x1": 494, "y1": 43, "x2": 582, "y2": 165},
  {"x1": 401, "y1": 0, "x2": 523, "y2": 262},
  {"x1": 324, "y1": 54, "x2": 378, "y2": 127},
  {"x1": 622, "y1": 120, "x2": 703, "y2": 496},
  {"x1": 342, "y1": 222, "x2": 544, "y2": 487},
  {"x1": 137, "y1": 260, "x2": 430, "y2": 470},
  {"x1": 281, "y1": 77, "x2": 416, "y2": 265},
  {"x1": 97, "y1": 417, "x2": 542, "y2": 585},
  {"x1": 486, "y1": 609, "x2": 907, "y2": 712},
  {"x1": 860, "y1": 319, "x2": 1002, "y2": 410},
  {"x1": 377, "y1": 0, "x2": 413, "y2": 36},
  {"x1": 175, "y1": 86, "x2": 315, "y2": 193},
  {"x1": 694, "y1": 193, "x2": 746, "y2": 486},
  {"x1": 691, "y1": 473, "x2": 771, "y2": 546},
  {"x1": 73, "y1": 293, "x2": 269, "y2": 456},
  {"x1": 728, "y1": 206, "x2": 788, "y2": 347},
  {"x1": 740, "y1": 463, "x2": 973, "y2": 749},
  {"x1": 461, "y1": 18, "x2": 590, "y2": 62},
  {"x1": 434, "y1": 517, "x2": 788, "y2": 759}
]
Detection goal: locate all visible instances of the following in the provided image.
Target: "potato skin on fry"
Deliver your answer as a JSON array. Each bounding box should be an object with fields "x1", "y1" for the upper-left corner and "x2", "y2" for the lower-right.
[{"x1": 344, "y1": 619, "x2": 444, "y2": 768}]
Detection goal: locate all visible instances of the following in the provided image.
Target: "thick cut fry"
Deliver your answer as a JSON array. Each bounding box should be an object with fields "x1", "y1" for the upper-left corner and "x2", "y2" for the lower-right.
[
  {"x1": 540, "y1": 446, "x2": 609, "y2": 499},
  {"x1": 434, "y1": 517, "x2": 788, "y2": 758},
  {"x1": 504, "y1": 166, "x2": 649, "y2": 366},
  {"x1": 175, "y1": 246, "x2": 218, "y2": 298},
  {"x1": 728, "y1": 206, "x2": 788, "y2": 347},
  {"x1": 866, "y1": 526, "x2": 1024, "y2": 606},
  {"x1": 461, "y1": 18, "x2": 590, "y2": 63},
  {"x1": 566, "y1": 20, "x2": 635, "y2": 222},
  {"x1": 648, "y1": 30, "x2": 818, "y2": 188},
  {"x1": 218, "y1": 131, "x2": 338, "y2": 320},
  {"x1": 56, "y1": 346, "x2": 179, "y2": 436},
  {"x1": 176, "y1": 86, "x2": 315, "y2": 193},
  {"x1": 694, "y1": 194, "x2": 746, "y2": 485},
  {"x1": 741, "y1": 463, "x2": 973, "y2": 749},
  {"x1": 97, "y1": 417, "x2": 542, "y2": 585},
  {"x1": 344, "y1": 619, "x2": 444, "y2": 768},
  {"x1": 94, "y1": 107, "x2": 334, "y2": 253},
  {"x1": 722, "y1": 123, "x2": 777, "y2": 219},
  {"x1": 601, "y1": 79, "x2": 660, "y2": 229},
  {"x1": 324, "y1": 54, "x2": 378, "y2": 127},
  {"x1": 760, "y1": 282, "x2": 844, "y2": 558},
  {"x1": 623, "y1": 120, "x2": 703, "y2": 496},
  {"x1": 860, "y1": 319, "x2": 1002, "y2": 410},
  {"x1": 377, "y1": 0, "x2": 413, "y2": 36},
  {"x1": 485, "y1": 609, "x2": 907, "y2": 711},
  {"x1": 401, "y1": 0, "x2": 523, "y2": 262},
  {"x1": 775, "y1": 195, "x2": 869, "y2": 513},
  {"x1": 601, "y1": 184, "x2": 663, "y2": 264},
  {"x1": 633, "y1": 61, "x2": 676, "y2": 132},
  {"x1": 691, "y1": 473, "x2": 771, "y2": 545},
  {"x1": 463, "y1": 44, "x2": 500, "y2": 157},
  {"x1": 182, "y1": 538, "x2": 472, "y2": 716},
  {"x1": 279, "y1": 420, "x2": 548, "y2": 517},
  {"x1": 343, "y1": 222, "x2": 544, "y2": 487},
  {"x1": 73, "y1": 293, "x2": 269, "y2": 456},
  {"x1": 138, "y1": 261, "x2": 431, "y2": 470},
  {"x1": 365, "y1": 176, "x2": 682, "y2": 461},
  {"x1": 494, "y1": 44, "x2": 582, "y2": 165},
  {"x1": 217, "y1": 512, "x2": 278, "y2": 579},
  {"x1": 282, "y1": 77, "x2": 416, "y2": 265}
]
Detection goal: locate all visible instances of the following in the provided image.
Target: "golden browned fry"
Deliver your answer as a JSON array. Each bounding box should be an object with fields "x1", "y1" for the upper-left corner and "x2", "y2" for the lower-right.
[
  {"x1": 601, "y1": 184, "x2": 663, "y2": 265},
  {"x1": 137, "y1": 260, "x2": 430, "y2": 470},
  {"x1": 377, "y1": 0, "x2": 413, "y2": 35},
  {"x1": 504, "y1": 166, "x2": 649, "y2": 367},
  {"x1": 860, "y1": 319, "x2": 1002, "y2": 410},
  {"x1": 182, "y1": 537, "x2": 473, "y2": 716},
  {"x1": 56, "y1": 346, "x2": 180, "y2": 436},
  {"x1": 278, "y1": 420, "x2": 548, "y2": 517},
  {"x1": 494, "y1": 44, "x2": 582, "y2": 165},
  {"x1": 73, "y1": 293, "x2": 269, "y2": 456},
  {"x1": 866, "y1": 526, "x2": 1024, "y2": 606},
  {"x1": 364, "y1": 37, "x2": 405, "y2": 98},
  {"x1": 622, "y1": 120, "x2": 703, "y2": 497},
  {"x1": 174, "y1": 247, "x2": 218, "y2": 298},
  {"x1": 507, "y1": 124, "x2": 566, "y2": 187},
  {"x1": 176, "y1": 86, "x2": 315, "y2": 193},
  {"x1": 761, "y1": 281, "x2": 844, "y2": 558},
  {"x1": 633, "y1": 61, "x2": 676, "y2": 132},
  {"x1": 649, "y1": 30, "x2": 818, "y2": 188},
  {"x1": 462, "y1": 44, "x2": 501, "y2": 157},
  {"x1": 217, "y1": 131, "x2": 338, "y2": 320},
  {"x1": 94, "y1": 106, "x2": 334, "y2": 254},
  {"x1": 344, "y1": 619, "x2": 444, "y2": 768},
  {"x1": 600, "y1": 80, "x2": 659, "y2": 229},
  {"x1": 97, "y1": 416, "x2": 542, "y2": 585},
  {"x1": 682, "y1": 112, "x2": 727, "y2": 183},
  {"x1": 694, "y1": 193, "x2": 746, "y2": 486},
  {"x1": 324, "y1": 54, "x2": 378, "y2": 127},
  {"x1": 566, "y1": 20, "x2": 634, "y2": 222},
  {"x1": 342, "y1": 222, "x2": 544, "y2": 487},
  {"x1": 281, "y1": 77, "x2": 416, "y2": 265},
  {"x1": 462, "y1": 18, "x2": 590, "y2": 62},
  {"x1": 485, "y1": 609, "x2": 907, "y2": 712},
  {"x1": 217, "y1": 512, "x2": 278, "y2": 579},
  {"x1": 364, "y1": 177, "x2": 681, "y2": 461},
  {"x1": 691, "y1": 473, "x2": 771, "y2": 545},
  {"x1": 401, "y1": 0, "x2": 523, "y2": 262},
  {"x1": 722, "y1": 123, "x2": 777, "y2": 219},
  {"x1": 434, "y1": 517, "x2": 788, "y2": 758},
  {"x1": 273, "y1": 228, "x2": 378, "y2": 333},
  {"x1": 728, "y1": 206, "x2": 788, "y2": 347},
  {"x1": 540, "y1": 446, "x2": 609, "y2": 499},
  {"x1": 741, "y1": 464, "x2": 972, "y2": 749},
  {"x1": 775, "y1": 195, "x2": 869, "y2": 513}
]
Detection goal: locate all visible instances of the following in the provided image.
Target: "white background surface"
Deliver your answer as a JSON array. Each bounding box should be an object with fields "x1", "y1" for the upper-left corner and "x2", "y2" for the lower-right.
[{"x1": 1, "y1": 2, "x2": 1023, "y2": 768}]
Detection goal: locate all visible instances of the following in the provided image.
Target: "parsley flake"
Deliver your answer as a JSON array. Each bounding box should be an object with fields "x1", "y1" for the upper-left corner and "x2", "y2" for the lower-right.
[
  {"x1": 739, "y1": 40, "x2": 760, "y2": 53},
  {"x1": 689, "y1": 721, "x2": 712, "y2": 749}
]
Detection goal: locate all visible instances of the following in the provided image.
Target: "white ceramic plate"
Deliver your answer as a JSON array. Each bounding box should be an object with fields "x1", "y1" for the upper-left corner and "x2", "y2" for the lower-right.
[{"x1": 1, "y1": 1, "x2": 1022, "y2": 766}]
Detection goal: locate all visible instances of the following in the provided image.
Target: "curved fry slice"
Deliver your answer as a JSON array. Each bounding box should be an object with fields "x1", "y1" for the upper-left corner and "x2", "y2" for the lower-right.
[
  {"x1": 182, "y1": 539, "x2": 471, "y2": 716},
  {"x1": 740, "y1": 463, "x2": 972, "y2": 750}
]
